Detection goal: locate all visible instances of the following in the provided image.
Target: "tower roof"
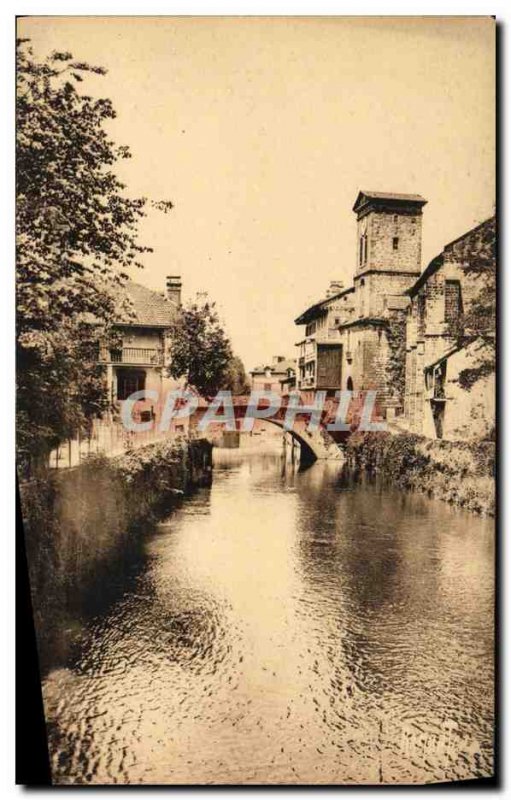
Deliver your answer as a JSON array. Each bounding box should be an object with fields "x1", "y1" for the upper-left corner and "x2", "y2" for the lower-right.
[{"x1": 353, "y1": 190, "x2": 427, "y2": 214}]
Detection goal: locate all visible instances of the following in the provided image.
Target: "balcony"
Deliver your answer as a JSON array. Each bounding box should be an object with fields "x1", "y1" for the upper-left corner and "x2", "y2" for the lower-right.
[{"x1": 100, "y1": 346, "x2": 164, "y2": 366}]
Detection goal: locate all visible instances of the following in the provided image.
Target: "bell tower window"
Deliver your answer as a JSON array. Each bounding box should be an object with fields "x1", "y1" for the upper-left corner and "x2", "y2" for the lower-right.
[{"x1": 359, "y1": 233, "x2": 368, "y2": 267}]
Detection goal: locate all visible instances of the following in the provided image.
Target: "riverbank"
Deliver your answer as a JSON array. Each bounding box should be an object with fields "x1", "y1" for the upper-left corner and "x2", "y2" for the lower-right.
[
  {"x1": 20, "y1": 437, "x2": 212, "y2": 672},
  {"x1": 344, "y1": 431, "x2": 495, "y2": 516}
]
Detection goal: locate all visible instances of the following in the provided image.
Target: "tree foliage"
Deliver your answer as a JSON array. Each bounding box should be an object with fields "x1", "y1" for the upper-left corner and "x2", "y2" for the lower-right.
[
  {"x1": 167, "y1": 296, "x2": 246, "y2": 397},
  {"x1": 16, "y1": 39, "x2": 171, "y2": 472},
  {"x1": 457, "y1": 218, "x2": 496, "y2": 390},
  {"x1": 222, "y1": 355, "x2": 251, "y2": 395}
]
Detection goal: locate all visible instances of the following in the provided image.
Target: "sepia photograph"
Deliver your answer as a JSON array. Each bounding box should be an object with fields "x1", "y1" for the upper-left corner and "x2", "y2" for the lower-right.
[{"x1": 15, "y1": 13, "x2": 496, "y2": 786}]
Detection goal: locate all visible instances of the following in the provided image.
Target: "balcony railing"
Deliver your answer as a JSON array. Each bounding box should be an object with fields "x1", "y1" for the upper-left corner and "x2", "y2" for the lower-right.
[{"x1": 100, "y1": 346, "x2": 164, "y2": 366}]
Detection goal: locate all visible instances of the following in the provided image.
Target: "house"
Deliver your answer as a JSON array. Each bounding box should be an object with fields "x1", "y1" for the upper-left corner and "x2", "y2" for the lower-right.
[
  {"x1": 50, "y1": 275, "x2": 185, "y2": 468},
  {"x1": 100, "y1": 275, "x2": 183, "y2": 427},
  {"x1": 294, "y1": 191, "x2": 427, "y2": 416},
  {"x1": 249, "y1": 355, "x2": 297, "y2": 395},
  {"x1": 403, "y1": 217, "x2": 495, "y2": 440},
  {"x1": 294, "y1": 281, "x2": 355, "y2": 399}
]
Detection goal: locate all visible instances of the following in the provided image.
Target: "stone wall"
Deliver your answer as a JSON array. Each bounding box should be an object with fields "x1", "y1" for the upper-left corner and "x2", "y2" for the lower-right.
[
  {"x1": 364, "y1": 209, "x2": 423, "y2": 273},
  {"x1": 404, "y1": 216, "x2": 496, "y2": 438},
  {"x1": 341, "y1": 313, "x2": 407, "y2": 414}
]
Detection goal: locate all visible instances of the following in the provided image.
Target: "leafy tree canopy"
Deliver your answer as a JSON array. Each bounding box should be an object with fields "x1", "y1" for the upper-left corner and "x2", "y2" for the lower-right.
[
  {"x1": 16, "y1": 39, "x2": 171, "y2": 471},
  {"x1": 167, "y1": 295, "x2": 247, "y2": 398},
  {"x1": 222, "y1": 355, "x2": 251, "y2": 395}
]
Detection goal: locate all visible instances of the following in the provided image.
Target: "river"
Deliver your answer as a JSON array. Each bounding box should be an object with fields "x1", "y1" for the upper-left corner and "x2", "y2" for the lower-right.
[{"x1": 42, "y1": 449, "x2": 494, "y2": 785}]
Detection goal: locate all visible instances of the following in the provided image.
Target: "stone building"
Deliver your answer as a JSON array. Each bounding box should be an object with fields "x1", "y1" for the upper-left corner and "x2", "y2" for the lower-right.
[
  {"x1": 294, "y1": 191, "x2": 495, "y2": 439},
  {"x1": 403, "y1": 216, "x2": 495, "y2": 440},
  {"x1": 294, "y1": 282, "x2": 354, "y2": 398},
  {"x1": 295, "y1": 191, "x2": 427, "y2": 417},
  {"x1": 249, "y1": 355, "x2": 296, "y2": 395}
]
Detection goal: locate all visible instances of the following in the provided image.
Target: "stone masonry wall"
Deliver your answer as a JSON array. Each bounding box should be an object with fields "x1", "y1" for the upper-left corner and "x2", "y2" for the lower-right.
[
  {"x1": 404, "y1": 216, "x2": 495, "y2": 437},
  {"x1": 362, "y1": 210, "x2": 423, "y2": 274}
]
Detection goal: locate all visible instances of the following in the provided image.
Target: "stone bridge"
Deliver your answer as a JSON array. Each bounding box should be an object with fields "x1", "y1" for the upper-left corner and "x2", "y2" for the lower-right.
[{"x1": 190, "y1": 393, "x2": 378, "y2": 465}]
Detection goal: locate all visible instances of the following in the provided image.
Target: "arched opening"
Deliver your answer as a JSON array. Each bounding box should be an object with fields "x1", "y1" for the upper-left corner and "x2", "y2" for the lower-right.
[
  {"x1": 346, "y1": 377, "x2": 354, "y2": 391},
  {"x1": 265, "y1": 418, "x2": 317, "y2": 468}
]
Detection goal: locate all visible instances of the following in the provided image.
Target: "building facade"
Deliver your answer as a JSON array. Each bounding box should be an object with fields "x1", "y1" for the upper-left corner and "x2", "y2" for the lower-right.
[
  {"x1": 100, "y1": 275, "x2": 184, "y2": 429},
  {"x1": 294, "y1": 191, "x2": 495, "y2": 440},
  {"x1": 403, "y1": 217, "x2": 495, "y2": 440},
  {"x1": 295, "y1": 191, "x2": 427, "y2": 417},
  {"x1": 249, "y1": 355, "x2": 296, "y2": 395},
  {"x1": 294, "y1": 282, "x2": 355, "y2": 398}
]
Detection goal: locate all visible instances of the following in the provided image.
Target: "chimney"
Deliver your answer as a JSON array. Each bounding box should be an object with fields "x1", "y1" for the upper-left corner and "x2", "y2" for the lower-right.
[
  {"x1": 272, "y1": 355, "x2": 285, "y2": 365},
  {"x1": 166, "y1": 275, "x2": 182, "y2": 306},
  {"x1": 326, "y1": 280, "x2": 344, "y2": 298}
]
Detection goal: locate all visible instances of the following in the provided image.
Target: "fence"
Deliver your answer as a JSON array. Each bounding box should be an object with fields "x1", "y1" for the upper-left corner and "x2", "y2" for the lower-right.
[{"x1": 48, "y1": 417, "x2": 184, "y2": 470}]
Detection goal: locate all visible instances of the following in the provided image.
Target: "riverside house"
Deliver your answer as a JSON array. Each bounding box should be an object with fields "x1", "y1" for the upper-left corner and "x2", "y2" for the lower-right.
[
  {"x1": 100, "y1": 276, "x2": 182, "y2": 426},
  {"x1": 294, "y1": 192, "x2": 495, "y2": 441},
  {"x1": 249, "y1": 355, "x2": 297, "y2": 395},
  {"x1": 295, "y1": 191, "x2": 426, "y2": 417},
  {"x1": 50, "y1": 275, "x2": 184, "y2": 468},
  {"x1": 403, "y1": 216, "x2": 495, "y2": 440}
]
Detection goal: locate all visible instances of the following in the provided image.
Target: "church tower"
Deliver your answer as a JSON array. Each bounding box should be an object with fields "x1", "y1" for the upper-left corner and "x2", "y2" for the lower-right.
[{"x1": 352, "y1": 190, "x2": 427, "y2": 317}]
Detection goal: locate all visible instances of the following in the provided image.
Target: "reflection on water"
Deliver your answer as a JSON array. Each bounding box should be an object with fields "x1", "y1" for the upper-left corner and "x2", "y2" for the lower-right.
[{"x1": 43, "y1": 451, "x2": 494, "y2": 785}]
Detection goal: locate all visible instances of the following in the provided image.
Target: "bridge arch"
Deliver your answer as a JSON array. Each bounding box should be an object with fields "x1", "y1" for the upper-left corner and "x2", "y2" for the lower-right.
[{"x1": 250, "y1": 417, "x2": 342, "y2": 466}]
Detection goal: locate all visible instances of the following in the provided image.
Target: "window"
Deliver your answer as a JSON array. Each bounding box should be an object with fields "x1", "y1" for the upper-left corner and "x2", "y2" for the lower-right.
[
  {"x1": 264, "y1": 382, "x2": 272, "y2": 392},
  {"x1": 393, "y1": 236, "x2": 399, "y2": 250},
  {"x1": 445, "y1": 280, "x2": 463, "y2": 330},
  {"x1": 117, "y1": 370, "x2": 146, "y2": 401},
  {"x1": 359, "y1": 233, "x2": 368, "y2": 266},
  {"x1": 417, "y1": 293, "x2": 426, "y2": 339}
]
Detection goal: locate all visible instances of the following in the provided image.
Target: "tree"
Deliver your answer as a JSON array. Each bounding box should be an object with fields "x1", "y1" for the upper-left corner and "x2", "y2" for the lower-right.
[
  {"x1": 222, "y1": 355, "x2": 250, "y2": 395},
  {"x1": 457, "y1": 218, "x2": 496, "y2": 390},
  {"x1": 16, "y1": 39, "x2": 171, "y2": 471},
  {"x1": 167, "y1": 296, "x2": 235, "y2": 398}
]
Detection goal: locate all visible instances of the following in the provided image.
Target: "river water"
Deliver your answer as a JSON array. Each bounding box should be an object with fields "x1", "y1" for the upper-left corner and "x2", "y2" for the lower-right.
[{"x1": 42, "y1": 450, "x2": 494, "y2": 785}]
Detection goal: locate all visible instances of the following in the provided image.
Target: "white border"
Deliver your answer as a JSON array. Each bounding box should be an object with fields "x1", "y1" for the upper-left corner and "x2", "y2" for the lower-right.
[{"x1": 2, "y1": 3, "x2": 507, "y2": 797}]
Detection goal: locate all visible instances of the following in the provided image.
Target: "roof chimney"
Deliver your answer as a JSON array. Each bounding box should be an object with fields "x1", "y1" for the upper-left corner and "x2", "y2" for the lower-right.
[
  {"x1": 326, "y1": 280, "x2": 344, "y2": 298},
  {"x1": 166, "y1": 275, "x2": 182, "y2": 306}
]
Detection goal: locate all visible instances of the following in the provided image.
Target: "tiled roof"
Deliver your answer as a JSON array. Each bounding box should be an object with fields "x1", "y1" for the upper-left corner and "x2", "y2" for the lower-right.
[
  {"x1": 250, "y1": 359, "x2": 296, "y2": 375},
  {"x1": 353, "y1": 191, "x2": 427, "y2": 213},
  {"x1": 359, "y1": 190, "x2": 427, "y2": 203},
  {"x1": 117, "y1": 281, "x2": 177, "y2": 327},
  {"x1": 294, "y1": 286, "x2": 355, "y2": 325}
]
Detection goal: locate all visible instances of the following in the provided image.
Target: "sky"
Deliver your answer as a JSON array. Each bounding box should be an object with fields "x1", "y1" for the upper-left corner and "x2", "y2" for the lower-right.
[{"x1": 19, "y1": 16, "x2": 495, "y2": 371}]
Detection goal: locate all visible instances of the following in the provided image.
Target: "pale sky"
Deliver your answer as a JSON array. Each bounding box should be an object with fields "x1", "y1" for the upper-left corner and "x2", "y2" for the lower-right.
[{"x1": 19, "y1": 16, "x2": 495, "y2": 371}]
